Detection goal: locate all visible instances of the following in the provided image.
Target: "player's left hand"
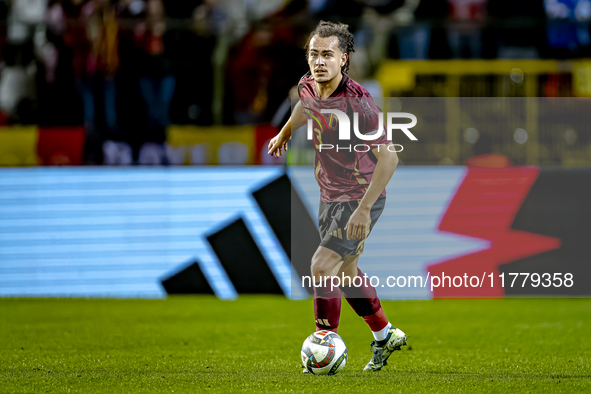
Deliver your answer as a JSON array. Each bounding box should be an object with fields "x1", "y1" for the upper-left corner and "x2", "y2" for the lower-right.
[
  {"x1": 268, "y1": 132, "x2": 290, "y2": 158},
  {"x1": 344, "y1": 206, "x2": 371, "y2": 240}
]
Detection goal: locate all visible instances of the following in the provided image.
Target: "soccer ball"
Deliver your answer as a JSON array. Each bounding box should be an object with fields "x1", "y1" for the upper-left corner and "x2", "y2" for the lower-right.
[{"x1": 301, "y1": 330, "x2": 347, "y2": 375}]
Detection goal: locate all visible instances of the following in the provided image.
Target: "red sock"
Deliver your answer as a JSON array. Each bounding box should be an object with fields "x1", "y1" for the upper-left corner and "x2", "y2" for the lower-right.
[
  {"x1": 340, "y1": 268, "x2": 381, "y2": 316},
  {"x1": 340, "y1": 269, "x2": 389, "y2": 331},
  {"x1": 362, "y1": 308, "x2": 389, "y2": 332},
  {"x1": 313, "y1": 282, "x2": 341, "y2": 333}
]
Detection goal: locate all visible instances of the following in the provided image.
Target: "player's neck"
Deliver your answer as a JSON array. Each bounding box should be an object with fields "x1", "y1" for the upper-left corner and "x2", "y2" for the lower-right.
[{"x1": 315, "y1": 72, "x2": 342, "y2": 98}]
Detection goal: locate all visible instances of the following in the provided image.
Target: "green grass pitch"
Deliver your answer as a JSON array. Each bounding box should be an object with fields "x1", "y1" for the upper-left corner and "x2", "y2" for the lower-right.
[{"x1": 1, "y1": 297, "x2": 590, "y2": 393}]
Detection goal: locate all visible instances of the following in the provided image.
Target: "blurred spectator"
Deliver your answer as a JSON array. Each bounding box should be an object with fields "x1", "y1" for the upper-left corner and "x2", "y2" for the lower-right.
[
  {"x1": 77, "y1": 0, "x2": 120, "y2": 162},
  {"x1": 193, "y1": 0, "x2": 226, "y2": 36},
  {"x1": 62, "y1": 0, "x2": 92, "y2": 99},
  {"x1": 83, "y1": 0, "x2": 120, "y2": 133},
  {"x1": 394, "y1": 0, "x2": 450, "y2": 59},
  {"x1": 39, "y1": 0, "x2": 61, "y2": 86},
  {"x1": 6, "y1": 0, "x2": 47, "y2": 47},
  {"x1": 487, "y1": 0, "x2": 546, "y2": 59},
  {"x1": 117, "y1": 0, "x2": 145, "y2": 18},
  {"x1": 446, "y1": 0, "x2": 487, "y2": 58},
  {"x1": 224, "y1": 0, "x2": 309, "y2": 124},
  {"x1": 0, "y1": 40, "x2": 37, "y2": 122},
  {"x1": 162, "y1": 0, "x2": 225, "y2": 127},
  {"x1": 544, "y1": 0, "x2": 591, "y2": 57},
  {"x1": 133, "y1": 0, "x2": 175, "y2": 133},
  {"x1": 0, "y1": 0, "x2": 47, "y2": 123},
  {"x1": 36, "y1": 0, "x2": 83, "y2": 126}
]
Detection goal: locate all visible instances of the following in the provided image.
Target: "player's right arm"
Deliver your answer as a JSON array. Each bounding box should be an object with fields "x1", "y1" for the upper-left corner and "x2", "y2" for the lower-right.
[{"x1": 268, "y1": 100, "x2": 305, "y2": 158}]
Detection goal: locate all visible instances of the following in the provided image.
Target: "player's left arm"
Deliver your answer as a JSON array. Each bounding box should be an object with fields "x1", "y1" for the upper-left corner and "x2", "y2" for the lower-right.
[{"x1": 344, "y1": 144, "x2": 398, "y2": 240}]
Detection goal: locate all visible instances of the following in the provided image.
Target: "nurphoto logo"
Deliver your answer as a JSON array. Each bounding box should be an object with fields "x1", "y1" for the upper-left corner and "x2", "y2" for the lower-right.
[{"x1": 305, "y1": 109, "x2": 418, "y2": 152}]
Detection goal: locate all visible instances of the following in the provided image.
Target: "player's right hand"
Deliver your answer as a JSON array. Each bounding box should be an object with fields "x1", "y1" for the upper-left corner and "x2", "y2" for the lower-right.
[{"x1": 268, "y1": 133, "x2": 290, "y2": 158}]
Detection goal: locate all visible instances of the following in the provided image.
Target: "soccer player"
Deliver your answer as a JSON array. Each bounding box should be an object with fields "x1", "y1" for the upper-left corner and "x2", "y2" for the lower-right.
[{"x1": 268, "y1": 21, "x2": 407, "y2": 372}]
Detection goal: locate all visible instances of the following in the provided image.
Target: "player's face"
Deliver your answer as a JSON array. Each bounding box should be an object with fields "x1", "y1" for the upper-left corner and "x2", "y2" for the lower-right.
[{"x1": 307, "y1": 35, "x2": 346, "y2": 83}]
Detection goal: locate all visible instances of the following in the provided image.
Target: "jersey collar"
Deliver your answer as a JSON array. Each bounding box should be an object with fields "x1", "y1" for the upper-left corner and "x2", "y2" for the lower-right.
[
  {"x1": 305, "y1": 71, "x2": 349, "y2": 98},
  {"x1": 329, "y1": 71, "x2": 349, "y2": 97}
]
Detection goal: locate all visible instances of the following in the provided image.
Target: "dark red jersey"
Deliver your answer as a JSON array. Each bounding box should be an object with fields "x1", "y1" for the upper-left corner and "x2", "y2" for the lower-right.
[{"x1": 298, "y1": 71, "x2": 391, "y2": 202}]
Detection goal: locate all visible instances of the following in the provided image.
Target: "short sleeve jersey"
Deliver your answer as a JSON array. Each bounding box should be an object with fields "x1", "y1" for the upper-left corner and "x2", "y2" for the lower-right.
[{"x1": 298, "y1": 71, "x2": 392, "y2": 202}]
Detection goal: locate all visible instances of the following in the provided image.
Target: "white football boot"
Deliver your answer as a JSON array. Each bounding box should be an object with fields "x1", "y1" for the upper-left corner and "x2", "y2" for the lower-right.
[{"x1": 363, "y1": 327, "x2": 407, "y2": 371}]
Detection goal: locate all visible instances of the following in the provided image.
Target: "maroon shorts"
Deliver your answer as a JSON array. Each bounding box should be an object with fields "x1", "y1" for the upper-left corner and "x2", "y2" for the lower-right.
[{"x1": 318, "y1": 195, "x2": 386, "y2": 258}]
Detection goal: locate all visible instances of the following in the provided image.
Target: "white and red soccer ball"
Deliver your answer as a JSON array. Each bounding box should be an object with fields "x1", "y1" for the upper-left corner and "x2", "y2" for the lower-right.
[{"x1": 301, "y1": 330, "x2": 348, "y2": 375}]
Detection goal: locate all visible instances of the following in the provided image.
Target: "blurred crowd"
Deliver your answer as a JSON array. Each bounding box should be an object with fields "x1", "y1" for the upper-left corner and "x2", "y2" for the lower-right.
[{"x1": 0, "y1": 0, "x2": 589, "y2": 163}]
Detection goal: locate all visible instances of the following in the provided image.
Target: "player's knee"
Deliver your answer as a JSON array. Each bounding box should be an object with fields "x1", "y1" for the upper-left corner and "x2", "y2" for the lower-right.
[
  {"x1": 311, "y1": 247, "x2": 343, "y2": 280},
  {"x1": 310, "y1": 258, "x2": 327, "y2": 278},
  {"x1": 311, "y1": 254, "x2": 334, "y2": 279}
]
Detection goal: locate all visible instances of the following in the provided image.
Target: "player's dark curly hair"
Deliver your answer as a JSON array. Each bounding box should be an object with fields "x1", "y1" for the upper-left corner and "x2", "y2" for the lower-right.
[{"x1": 305, "y1": 21, "x2": 355, "y2": 74}]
